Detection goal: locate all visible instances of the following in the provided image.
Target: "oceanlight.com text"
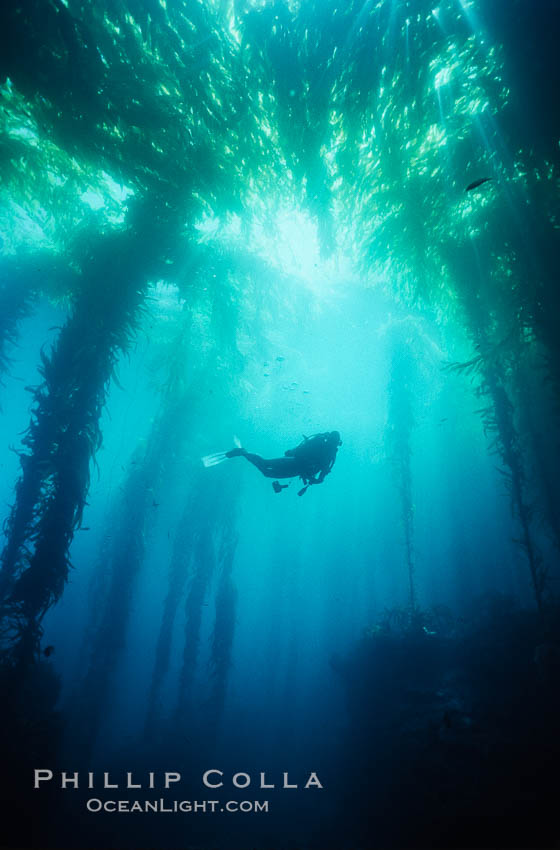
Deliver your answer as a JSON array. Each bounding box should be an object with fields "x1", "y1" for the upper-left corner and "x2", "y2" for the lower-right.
[{"x1": 85, "y1": 798, "x2": 270, "y2": 814}]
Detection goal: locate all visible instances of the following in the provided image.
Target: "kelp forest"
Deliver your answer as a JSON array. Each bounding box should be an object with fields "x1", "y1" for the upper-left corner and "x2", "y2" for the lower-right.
[{"x1": 0, "y1": 0, "x2": 559, "y2": 848}]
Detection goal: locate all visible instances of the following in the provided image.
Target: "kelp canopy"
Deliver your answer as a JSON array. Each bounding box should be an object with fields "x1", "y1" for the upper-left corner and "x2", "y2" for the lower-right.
[
  {"x1": 0, "y1": 0, "x2": 559, "y2": 671},
  {"x1": 1, "y1": 0, "x2": 558, "y2": 324}
]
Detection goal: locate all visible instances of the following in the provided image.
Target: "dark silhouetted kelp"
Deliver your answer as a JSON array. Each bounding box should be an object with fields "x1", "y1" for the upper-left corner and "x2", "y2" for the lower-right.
[
  {"x1": 206, "y1": 502, "x2": 238, "y2": 737},
  {"x1": 174, "y1": 477, "x2": 219, "y2": 728},
  {"x1": 64, "y1": 381, "x2": 194, "y2": 761},
  {"x1": 142, "y1": 460, "x2": 205, "y2": 742},
  {"x1": 386, "y1": 332, "x2": 418, "y2": 611},
  {"x1": 444, "y1": 247, "x2": 548, "y2": 618},
  {"x1": 0, "y1": 198, "x2": 184, "y2": 668}
]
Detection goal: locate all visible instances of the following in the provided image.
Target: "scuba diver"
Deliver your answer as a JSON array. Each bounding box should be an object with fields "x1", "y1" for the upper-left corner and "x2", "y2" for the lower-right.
[{"x1": 203, "y1": 432, "x2": 342, "y2": 496}]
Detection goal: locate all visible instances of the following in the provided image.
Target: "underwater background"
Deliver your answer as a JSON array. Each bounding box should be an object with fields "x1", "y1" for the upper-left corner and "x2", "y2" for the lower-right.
[{"x1": 1, "y1": 0, "x2": 560, "y2": 847}]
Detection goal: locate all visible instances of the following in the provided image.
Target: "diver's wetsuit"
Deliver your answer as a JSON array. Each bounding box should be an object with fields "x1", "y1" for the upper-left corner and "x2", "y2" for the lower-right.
[
  {"x1": 240, "y1": 453, "x2": 301, "y2": 479},
  {"x1": 226, "y1": 432, "x2": 341, "y2": 493}
]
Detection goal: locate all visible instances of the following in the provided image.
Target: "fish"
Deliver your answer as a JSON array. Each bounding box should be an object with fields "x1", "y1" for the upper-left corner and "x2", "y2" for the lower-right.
[
  {"x1": 465, "y1": 177, "x2": 493, "y2": 192},
  {"x1": 43, "y1": 645, "x2": 55, "y2": 657}
]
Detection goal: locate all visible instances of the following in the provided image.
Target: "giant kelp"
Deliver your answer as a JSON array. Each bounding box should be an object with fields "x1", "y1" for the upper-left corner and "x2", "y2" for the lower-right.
[
  {"x1": 143, "y1": 488, "x2": 195, "y2": 740},
  {"x1": 174, "y1": 477, "x2": 219, "y2": 728},
  {"x1": 0, "y1": 0, "x2": 286, "y2": 643},
  {"x1": 444, "y1": 243, "x2": 549, "y2": 617},
  {"x1": 0, "y1": 0, "x2": 282, "y2": 668},
  {"x1": 206, "y1": 500, "x2": 238, "y2": 736},
  {"x1": 0, "y1": 0, "x2": 269, "y2": 203},
  {"x1": 0, "y1": 197, "x2": 184, "y2": 668},
  {"x1": 514, "y1": 352, "x2": 560, "y2": 555},
  {"x1": 386, "y1": 331, "x2": 418, "y2": 611},
  {"x1": 0, "y1": 7, "x2": 560, "y2": 846},
  {"x1": 146, "y1": 471, "x2": 238, "y2": 744},
  {"x1": 64, "y1": 373, "x2": 196, "y2": 760},
  {"x1": 1, "y1": 0, "x2": 558, "y2": 352}
]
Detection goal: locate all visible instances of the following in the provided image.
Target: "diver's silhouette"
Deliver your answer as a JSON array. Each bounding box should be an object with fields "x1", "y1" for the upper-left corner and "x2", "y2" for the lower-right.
[{"x1": 225, "y1": 431, "x2": 342, "y2": 496}]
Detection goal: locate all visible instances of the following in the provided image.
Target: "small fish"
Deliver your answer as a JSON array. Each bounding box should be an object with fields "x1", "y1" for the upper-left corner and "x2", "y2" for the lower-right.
[
  {"x1": 466, "y1": 177, "x2": 493, "y2": 192},
  {"x1": 276, "y1": 356, "x2": 285, "y2": 362},
  {"x1": 81, "y1": 526, "x2": 91, "y2": 531},
  {"x1": 152, "y1": 500, "x2": 160, "y2": 507},
  {"x1": 43, "y1": 645, "x2": 54, "y2": 657}
]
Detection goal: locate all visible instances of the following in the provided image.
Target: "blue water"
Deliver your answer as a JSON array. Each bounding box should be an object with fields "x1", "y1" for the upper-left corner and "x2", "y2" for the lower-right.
[{"x1": 1, "y1": 279, "x2": 539, "y2": 848}]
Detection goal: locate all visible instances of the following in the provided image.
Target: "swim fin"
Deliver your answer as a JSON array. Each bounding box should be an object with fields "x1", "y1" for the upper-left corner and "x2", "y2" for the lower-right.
[
  {"x1": 202, "y1": 435, "x2": 243, "y2": 468},
  {"x1": 201, "y1": 451, "x2": 228, "y2": 468}
]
